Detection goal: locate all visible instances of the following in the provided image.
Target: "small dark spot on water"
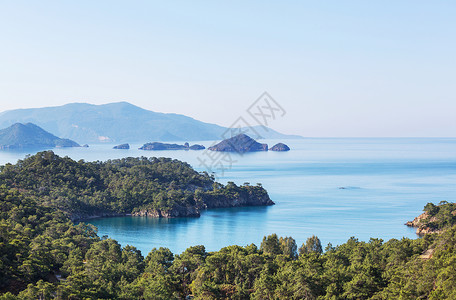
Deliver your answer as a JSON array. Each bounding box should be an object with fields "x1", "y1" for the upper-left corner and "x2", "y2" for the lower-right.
[{"x1": 338, "y1": 186, "x2": 361, "y2": 190}]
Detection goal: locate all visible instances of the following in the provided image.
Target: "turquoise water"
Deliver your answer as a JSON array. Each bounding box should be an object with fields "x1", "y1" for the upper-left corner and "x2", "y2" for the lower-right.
[{"x1": 1, "y1": 138, "x2": 456, "y2": 255}]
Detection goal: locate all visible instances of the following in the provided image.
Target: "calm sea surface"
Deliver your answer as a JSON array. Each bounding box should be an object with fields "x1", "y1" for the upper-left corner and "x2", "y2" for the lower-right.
[{"x1": 1, "y1": 138, "x2": 455, "y2": 255}]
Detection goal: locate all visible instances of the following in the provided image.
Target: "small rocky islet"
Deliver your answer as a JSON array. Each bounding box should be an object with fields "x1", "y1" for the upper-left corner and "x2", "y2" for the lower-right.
[
  {"x1": 208, "y1": 133, "x2": 290, "y2": 152},
  {"x1": 113, "y1": 143, "x2": 130, "y2": 149},
  {"x1": 269, "y1": 142, "x2": 290, "y2": 151},
  {"x1": 139, "y1": 142, "x2": 205, "y2": 150},
  {"x1": 129, "y1": 134, "x2": 289, "y2": 153}
]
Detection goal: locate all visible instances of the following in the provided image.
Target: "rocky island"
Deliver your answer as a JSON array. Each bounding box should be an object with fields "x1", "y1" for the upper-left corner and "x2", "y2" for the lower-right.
[
  {"x1": 0, "y1": 122, "x2": 80, "y2": 149},
  {"x1": 208, "y1": 133, "x2": 291, "y2": 153},
  {"x1": 139, "y1": 142, "x2": 205, "y2": 150},
  {"x1": 208, "y1": 133, "x2": 268, "y2": 152},
  {"x1": 113, "y1": 143, "x2": 130, "y2": 149},
  {"x1": 270, "y1": 143, "x2": 290, "y2": 151},
  {"x1": 186, "y1": 142, "x2": 205, "y2": 150}
]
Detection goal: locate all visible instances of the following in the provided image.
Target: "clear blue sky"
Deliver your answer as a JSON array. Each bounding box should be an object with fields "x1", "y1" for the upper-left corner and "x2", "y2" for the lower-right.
[{"x1": 1, "y1": 1, "x2": 455, "y2": 136}]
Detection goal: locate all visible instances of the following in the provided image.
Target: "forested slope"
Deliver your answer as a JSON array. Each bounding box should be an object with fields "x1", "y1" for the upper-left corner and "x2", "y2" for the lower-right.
[
  {"x1": 1, "y1": 193, "x2": 456, "y2": 299},
  {"x1": 0, "y1": 151, "x2": 272, "y2": 220},
  {"x1": 1, "y1": 152, "x2": 456, "y2": 299}
]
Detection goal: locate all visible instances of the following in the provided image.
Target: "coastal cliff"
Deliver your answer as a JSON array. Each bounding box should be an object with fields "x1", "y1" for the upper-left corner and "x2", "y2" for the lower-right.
[
  {"x1": 131, "y1": 184, "x2": 274, "y2": 218},
  {"x1": 405, "y1": 201, "x2": 456, "y2": 235},
  {"x1": 201, "y1": 186, "x2": 274, "y2": 208},
  {"x1": 405, "y1": 211, "x2": 442, "y2": 235}
]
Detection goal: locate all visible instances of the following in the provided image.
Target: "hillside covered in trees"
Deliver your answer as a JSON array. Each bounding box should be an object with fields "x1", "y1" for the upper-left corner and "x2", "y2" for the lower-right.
[
  {"x1": 0, "y1": 151, "x2": 273, "y2": 220},
  {"x1": 1, "y1": 187, "x2": 456, "y2": 299},
  {"x1": 1, "y1": 152, "x2": 456, "y2": 299}
]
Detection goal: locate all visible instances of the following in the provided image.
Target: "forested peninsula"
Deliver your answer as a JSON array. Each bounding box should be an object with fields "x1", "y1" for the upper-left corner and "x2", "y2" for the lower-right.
[{"x1": 0, "y1": 151, "x2": 273, "y2": 220}]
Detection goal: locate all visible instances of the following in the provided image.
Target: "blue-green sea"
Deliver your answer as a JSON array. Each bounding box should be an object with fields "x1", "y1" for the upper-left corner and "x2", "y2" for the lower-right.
[{"x1": 1, "y1": 138, "x2": 455, "y2": 255}]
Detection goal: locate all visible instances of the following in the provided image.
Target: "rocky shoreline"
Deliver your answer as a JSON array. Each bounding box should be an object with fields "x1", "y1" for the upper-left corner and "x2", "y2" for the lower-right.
[
  {"x1": 131, "y1": 188, "x2": 274, "y2": 218},
  {"x1": 132, "y1": 206, "x2": 201, "y2": 218},
  {"x1": 72, "y1": 188, "x2": 274, "y2": 221},
  {"x1": 405, "y1": 211, "x2": 441, "y2": 235}
]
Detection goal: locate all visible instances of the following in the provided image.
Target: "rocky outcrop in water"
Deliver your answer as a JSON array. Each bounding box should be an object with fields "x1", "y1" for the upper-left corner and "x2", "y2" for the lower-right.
[
  {"x1": 139, "y1": 142, "x2": 205, "y2": 150},
  {"x1": 113, "y1": 143, "x2": 130, "y2": 149},
  {"x1": 208, "y1": 134, "x2": 268, "y2": 152},
  {"x1": 405, "y1": 211, "x2": 442, "y2": 235},
  {"x1": 189, "y1": 144, "x2": 205, "y2": 150},
  {"x1": 269, "y1": 143, "x2": 290, "y2": 151}
]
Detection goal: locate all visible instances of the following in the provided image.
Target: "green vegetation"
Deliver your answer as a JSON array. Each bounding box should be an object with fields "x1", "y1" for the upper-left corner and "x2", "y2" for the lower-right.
[
  {"x1": 0, "y1": 151, "x2": 271, "y2": 219},
  {"x1": 422, "y1": 201, "x2": 456, "y2": 231},
  {"x1": 406, "y1": 201, "x2": 456, "y2": 234},
  {"x1": 1, "y1": 188, "x2": 456, "y2": 299},
  {"x1": 1, "y1": 153, "x2": 456, "y2": 299}
]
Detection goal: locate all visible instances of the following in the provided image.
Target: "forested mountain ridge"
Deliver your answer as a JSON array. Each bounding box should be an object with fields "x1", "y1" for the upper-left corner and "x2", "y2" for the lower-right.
[{"x1": 0, "y1": 151, "x2": 273, "y2": 220}]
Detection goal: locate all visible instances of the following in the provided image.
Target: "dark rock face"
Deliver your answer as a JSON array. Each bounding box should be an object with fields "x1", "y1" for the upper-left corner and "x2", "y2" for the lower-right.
[
  {"x1": 269, "y1": 143, "x2": 290, "y2": 151},
  {"x1": 113, "y1": 143, "x2": 130, "y2": 149},
  {"x1": 208, "y1": 134, "x2": 268, "y2": 152},
  {"x1": 0, "y1": 122, "x2": 80, "y2": 149},
  {"x1": 139, "y1": 142, "x2": 205, "y2": 150}
]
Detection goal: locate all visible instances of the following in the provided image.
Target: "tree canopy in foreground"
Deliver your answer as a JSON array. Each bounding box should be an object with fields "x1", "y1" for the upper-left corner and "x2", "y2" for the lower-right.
[{"x1": 1, "y1": 152, "x2": 456, "y2": 299}]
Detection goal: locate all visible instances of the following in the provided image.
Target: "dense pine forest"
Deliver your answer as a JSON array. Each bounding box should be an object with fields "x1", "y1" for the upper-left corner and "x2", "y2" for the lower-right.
[
  {"x1": 1, "y1": 152, "x2": 456, "y2": 299},
  {"x1": 0, "y1": 151, "x2": 272, "y2": 220}
]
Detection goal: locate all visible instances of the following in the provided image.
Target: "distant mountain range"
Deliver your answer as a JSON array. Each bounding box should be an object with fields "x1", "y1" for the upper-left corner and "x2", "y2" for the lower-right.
[
  {"x1": 0, "y1": 102, "x2": 302, "y2": 144},
  {"x1": 0, "y1": 123, "x2": 80, "y2": 149}
]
